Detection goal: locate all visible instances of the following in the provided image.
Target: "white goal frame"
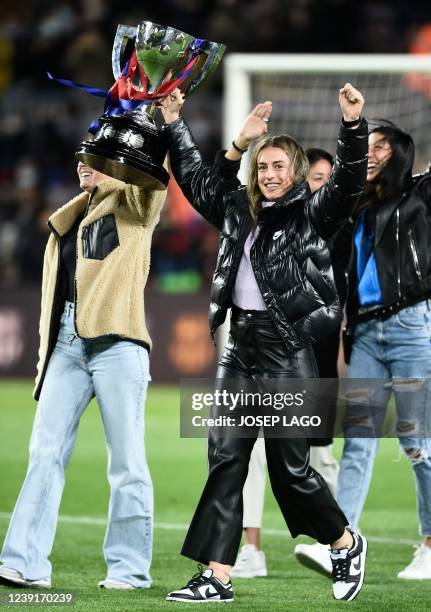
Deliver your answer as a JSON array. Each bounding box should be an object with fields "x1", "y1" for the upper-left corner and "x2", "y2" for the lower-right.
[
  {"x1": 217, "y1": 54, "x2": 431, "y2": 351},
  {"x1": 223, "y1": 53, "x2": 431, "y2": 183}
]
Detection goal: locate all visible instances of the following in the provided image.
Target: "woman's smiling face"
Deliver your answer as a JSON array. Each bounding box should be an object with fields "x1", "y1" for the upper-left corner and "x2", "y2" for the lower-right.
[
  {"x1": 367, "y1": 131, "x2": 393, "y2": 181},
  {"x1": 257, "y1": 147, "x2": 294, "y2": 200},
  {"x1": 77, "y1": 162, "x2": 108, "y2": 193},
  {"x1": 308, "y1": 158, "x2": 332, "y2": 193}
]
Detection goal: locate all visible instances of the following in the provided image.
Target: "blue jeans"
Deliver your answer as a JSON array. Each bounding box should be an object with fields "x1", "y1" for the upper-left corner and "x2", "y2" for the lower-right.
[
  {"x1": 0, "y1": 302, "x2": 153, "y2": 586},
  {"x1": 336, "y1": 300, "x2": 431, "y2": 536}
]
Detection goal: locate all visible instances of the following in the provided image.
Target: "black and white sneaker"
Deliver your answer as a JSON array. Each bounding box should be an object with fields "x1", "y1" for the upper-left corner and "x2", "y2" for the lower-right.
[
  {"x1": 166, "y1": 567, "x2": 233, "y2": 603},
  {"x1": 330, "y1": 529, "x2": 367, "y2": 601}
]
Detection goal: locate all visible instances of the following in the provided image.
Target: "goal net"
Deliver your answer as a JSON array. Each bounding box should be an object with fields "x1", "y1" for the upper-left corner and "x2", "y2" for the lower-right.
[{"x1": 223, "y1": 54, "x2": 431, "y2": 182}]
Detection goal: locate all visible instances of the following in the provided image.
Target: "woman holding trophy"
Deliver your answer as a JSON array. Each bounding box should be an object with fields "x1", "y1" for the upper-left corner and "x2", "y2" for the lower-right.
[
  {"x1": 0, "y1": 21, "x2": 228, "y2": 593},
  {"x1": 160, "y1": 85, "x2": 369, "y2": 603},
  {"x1": 0, "y1": 163, "x2": 165, "y2": 590}
]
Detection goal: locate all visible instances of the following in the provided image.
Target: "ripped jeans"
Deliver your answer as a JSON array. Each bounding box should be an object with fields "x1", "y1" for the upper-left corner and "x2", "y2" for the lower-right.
[
  {"x1": 1, "y1": 302, "x2": 153, "y2": 585},
  {"x1": 337, "y1": 300, "x2": 431, "y2": 536}
]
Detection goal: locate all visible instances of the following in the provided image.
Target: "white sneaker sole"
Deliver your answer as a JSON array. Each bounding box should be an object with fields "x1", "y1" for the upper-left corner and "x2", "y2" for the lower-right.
[
  {"x1": 398, "y1": 573, "x2": 431, "y2": 580},
  {"x1": 98, "y1": 580, "x2": 135, "y2": 590},
  {"x1": 166, "y1": 596, "x2": 233, "y2": 603},
  {"x1": 295, "y1": 549, "x2": 332, "y2": 578},
  {"x1": 0, "y1": 570, "x2": 51, "y2": 590}
]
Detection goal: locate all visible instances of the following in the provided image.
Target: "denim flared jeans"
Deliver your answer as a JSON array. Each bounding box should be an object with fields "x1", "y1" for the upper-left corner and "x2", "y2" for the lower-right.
[{"x1": 1, "y1": 302, "x2": 153, "y2": 586}]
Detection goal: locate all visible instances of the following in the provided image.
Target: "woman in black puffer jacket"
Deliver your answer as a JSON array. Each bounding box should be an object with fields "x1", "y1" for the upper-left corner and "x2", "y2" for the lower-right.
[{"x1": 161, "y1": 85, "x2": 368, "y2": 604}]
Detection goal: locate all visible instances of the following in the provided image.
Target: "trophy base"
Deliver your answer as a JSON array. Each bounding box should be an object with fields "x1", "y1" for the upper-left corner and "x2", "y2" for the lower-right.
[
  {"x1": 75, "y1": 112, "x2": 169, "y2": 190},
  {"x1": 76, "y1": 145, "x2": 169, "y2": 191}
]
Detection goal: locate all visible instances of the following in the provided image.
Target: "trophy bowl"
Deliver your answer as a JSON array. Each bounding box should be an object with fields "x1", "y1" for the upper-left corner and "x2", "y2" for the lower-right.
[{"x1": 75, "y1": 22, "x2": 226, "y2": 189}]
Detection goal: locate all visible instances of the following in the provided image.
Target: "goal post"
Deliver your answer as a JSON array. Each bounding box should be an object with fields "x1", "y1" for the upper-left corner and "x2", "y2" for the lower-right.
[{"x1": 223, "y1": 54, "x2": 431, "y2": 183}]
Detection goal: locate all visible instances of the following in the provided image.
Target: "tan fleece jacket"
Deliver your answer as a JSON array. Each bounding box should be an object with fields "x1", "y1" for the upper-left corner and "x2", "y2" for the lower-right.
[{"x1": 34, "y1": 178, "x2": 165, "y2": 399}]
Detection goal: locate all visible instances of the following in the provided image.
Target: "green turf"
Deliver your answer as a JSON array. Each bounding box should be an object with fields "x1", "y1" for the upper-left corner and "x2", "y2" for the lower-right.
[{"x1": 0, "y1": 380, "x2": 430, "y2": 610}]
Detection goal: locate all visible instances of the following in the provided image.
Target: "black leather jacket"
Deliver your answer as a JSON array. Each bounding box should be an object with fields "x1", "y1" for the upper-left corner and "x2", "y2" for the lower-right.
[
  {"x1": 166, "y1": 118, "x2": 368, "y2": 352},
  {"x1": 345, "y1": 172, "x2": 431, "y2": 324}
]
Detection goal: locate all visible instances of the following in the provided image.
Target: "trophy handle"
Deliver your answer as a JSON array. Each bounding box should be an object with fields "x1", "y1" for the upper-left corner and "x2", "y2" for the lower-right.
[
  {"x1": 182, "y1": 41, "x2": 226, "y2": 97},
  {"x1": 112, "y1": 24, "x2": 138, "y2": 79}
]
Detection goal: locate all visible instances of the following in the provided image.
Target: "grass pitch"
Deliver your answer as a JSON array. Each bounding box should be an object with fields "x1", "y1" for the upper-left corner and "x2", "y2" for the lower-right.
[{"x1": 1, "y1": 380, "x2": 430, "y2": 611}]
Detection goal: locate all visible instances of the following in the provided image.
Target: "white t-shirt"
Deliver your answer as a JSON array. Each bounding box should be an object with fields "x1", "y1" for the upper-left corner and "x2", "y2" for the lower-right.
[{"x1": 232, "y1": 201, "x2": 274, "y2": 311}]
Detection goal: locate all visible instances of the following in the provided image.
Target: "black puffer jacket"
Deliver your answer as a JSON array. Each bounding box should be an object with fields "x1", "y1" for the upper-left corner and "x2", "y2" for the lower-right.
[{"x1": 166, "y1": 118, "x2": 368, "y2": 352}]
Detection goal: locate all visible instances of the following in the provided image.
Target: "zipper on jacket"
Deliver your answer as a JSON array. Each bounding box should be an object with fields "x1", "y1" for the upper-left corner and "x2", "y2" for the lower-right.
[
  {"x1": 396, "y1": 208, "x2": 401, "y2": 297},
  {"x1": 35, "y1": 221, "x2": 63, "y2": 397},
  {"x1": 408, "y1": 228, "x2": 422, "y2": 281},
  {"x1": 47, "y1": 222, "x2": 63, "y2": 341},
  {"x1": 345, "y1": 218, "x2": 356, "y2": 305},
  {"x1": 210, "y1": 212, "x2": 251, "y2": 341},
  {"x1": 249, "y1": 229, "x2": 300, "y2": 347},
  {"x1": 73, "y1": 188, "x2": 97, "y2": 337}
]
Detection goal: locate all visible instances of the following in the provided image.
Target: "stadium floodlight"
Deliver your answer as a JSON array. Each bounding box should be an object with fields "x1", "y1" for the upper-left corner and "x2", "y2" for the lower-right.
[{"x1": 223, "y1": 54, "x2": 431, "y2": 183}]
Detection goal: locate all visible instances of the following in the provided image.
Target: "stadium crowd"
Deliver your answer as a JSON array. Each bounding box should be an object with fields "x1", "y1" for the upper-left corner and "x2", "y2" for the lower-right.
[
  {"x1": 1, "y1": 0, "x2": 431, "y2": 290},
  {"x1": 2, "y1": 0, "x2": 431, "y2": 600}
]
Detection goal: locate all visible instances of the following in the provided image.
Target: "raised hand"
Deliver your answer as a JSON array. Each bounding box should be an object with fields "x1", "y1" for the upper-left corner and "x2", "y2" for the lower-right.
[
  {"x1": 235, "y1": 101, "x2": 273, "y2": 150},
  {"x1": 339, "y1": 83, "x2": 364, "y2": 122},
  {"x1": 158, "y1": 88, "x2": 185, "y2": 124}
]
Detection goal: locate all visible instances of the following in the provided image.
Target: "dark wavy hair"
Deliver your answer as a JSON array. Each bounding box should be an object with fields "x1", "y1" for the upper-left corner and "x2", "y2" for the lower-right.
[
  {"x1": 358, "y1": 122, "x2": 415, "y2": 228},
  {"x1": 364, "y1": 122, "x2": 414, "y2": 200}
]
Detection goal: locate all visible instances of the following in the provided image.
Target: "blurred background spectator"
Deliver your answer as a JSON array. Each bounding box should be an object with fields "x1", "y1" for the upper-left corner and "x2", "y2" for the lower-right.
[{"x1": 1, "y1": 0, "x2": 431, "y2": 291}]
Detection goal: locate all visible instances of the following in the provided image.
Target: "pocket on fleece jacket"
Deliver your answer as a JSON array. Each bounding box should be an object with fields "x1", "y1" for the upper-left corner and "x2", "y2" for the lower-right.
[{"x1": 82, "y1": 214, "x2": 120, "y2": 260}]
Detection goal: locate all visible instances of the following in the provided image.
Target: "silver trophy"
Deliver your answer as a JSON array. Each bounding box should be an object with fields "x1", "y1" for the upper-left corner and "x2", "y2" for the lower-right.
[{"x1": 75, "y1": 22, "x2": 226, "y2": 189}]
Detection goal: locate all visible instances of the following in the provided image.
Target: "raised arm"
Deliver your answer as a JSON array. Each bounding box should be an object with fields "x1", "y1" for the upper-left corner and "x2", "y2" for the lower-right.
[
  {"x1": 160, "y1": 90, "x2": 234, "y2": 230},
  {"x1": 310, "y1": 83, "x2": 368, "y2": 240},
  {"x1": 160, "y1": 92, "x2": 272, "y2": 230},
  {"x1": 213, "y1": 101, "x2": 272, "y2": 184},
  {"x1": 125, "y1": 183, "x2": 166, "y2": 228}
]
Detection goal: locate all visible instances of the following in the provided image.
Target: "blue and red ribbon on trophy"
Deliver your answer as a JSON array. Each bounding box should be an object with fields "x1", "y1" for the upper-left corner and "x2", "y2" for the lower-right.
[{"x1": 48, "y1": 41, "x2": 204, "y2": 134}]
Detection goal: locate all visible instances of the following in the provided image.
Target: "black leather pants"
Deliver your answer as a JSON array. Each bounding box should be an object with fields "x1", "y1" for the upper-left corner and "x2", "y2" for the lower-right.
[
  {"x1": 181, "y1": 307, "x2": 348, "y2": 566},
  {"x1": 311, "y1": 326, "x2": 341, "y2": 446}
]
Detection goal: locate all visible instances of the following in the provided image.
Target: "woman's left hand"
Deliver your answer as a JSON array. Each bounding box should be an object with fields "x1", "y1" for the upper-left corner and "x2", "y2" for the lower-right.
[
  {"x1": 158, "y1": 88, "x2": 185, "y2": 124},
  {"x1": 225, "y1": 101, "x2": 273, "y2": 161},
  {"x1": 339, "y1": 83, "x2": 364, "y2": 122},
  {"x1": 235, "y1": 101, "x2": 273, "y2": 150}
]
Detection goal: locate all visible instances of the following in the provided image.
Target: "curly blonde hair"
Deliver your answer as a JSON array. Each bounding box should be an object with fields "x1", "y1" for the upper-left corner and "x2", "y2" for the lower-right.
[{"x1": 247, "y1": 134, "x2": 309, "y2": 226}]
